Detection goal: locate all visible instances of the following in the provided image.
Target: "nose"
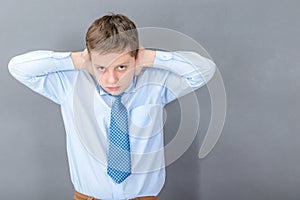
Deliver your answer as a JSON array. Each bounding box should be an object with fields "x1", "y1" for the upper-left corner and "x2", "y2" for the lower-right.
[{"x1": 106, "y1": 70, "x2": 119, "y2": 85}]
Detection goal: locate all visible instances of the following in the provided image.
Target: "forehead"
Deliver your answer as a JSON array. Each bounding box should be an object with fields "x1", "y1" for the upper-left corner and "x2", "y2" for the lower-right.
[{"x1": 90, "y1": 51, "x2": 134, "y2": 67}]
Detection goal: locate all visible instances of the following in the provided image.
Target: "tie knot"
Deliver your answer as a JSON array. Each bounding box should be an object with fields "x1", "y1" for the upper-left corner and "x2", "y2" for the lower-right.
[
  {"x1": 112, "y1": 94, "x2": 126, "y2": 111},
  {"x1": 113, "y1": 93, "x2": 124, "y2": 104},
  {"x1": 114, "y1": 95, "x2": 122, "y2": 103},
  {"x1": 115, "y1": 95, "x2": 122, "y2": 100}
]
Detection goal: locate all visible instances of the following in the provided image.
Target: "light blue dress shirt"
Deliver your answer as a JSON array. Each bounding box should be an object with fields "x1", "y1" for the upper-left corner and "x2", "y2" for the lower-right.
[{"x1": 8, "y1": 50, "x2": 216, "y2": 200}]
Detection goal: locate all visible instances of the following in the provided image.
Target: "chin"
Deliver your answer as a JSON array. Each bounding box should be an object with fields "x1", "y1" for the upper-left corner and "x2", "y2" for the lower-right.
[{"x1": 110, "y1": 90, "x2": 123, "y2": 96}]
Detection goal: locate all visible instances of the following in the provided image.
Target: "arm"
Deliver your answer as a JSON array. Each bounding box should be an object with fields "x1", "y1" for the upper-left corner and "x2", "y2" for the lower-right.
[
  {"x1": 8, "y1": 50, "x2": 83, "y2": 105},
  {"x1": 136, "y1": 49, "x2": 216, "y2": 104}
]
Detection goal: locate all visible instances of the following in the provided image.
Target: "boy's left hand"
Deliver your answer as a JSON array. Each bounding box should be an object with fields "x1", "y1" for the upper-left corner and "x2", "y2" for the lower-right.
[{"x1": 135, "y1": 48, "x2": 156, "y2": 76}]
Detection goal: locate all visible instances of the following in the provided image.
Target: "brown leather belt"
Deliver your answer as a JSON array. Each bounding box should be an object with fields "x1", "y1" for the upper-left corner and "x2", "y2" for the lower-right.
[{"x1": 74, "y1": 190, "x2": 158, "y2": 200}]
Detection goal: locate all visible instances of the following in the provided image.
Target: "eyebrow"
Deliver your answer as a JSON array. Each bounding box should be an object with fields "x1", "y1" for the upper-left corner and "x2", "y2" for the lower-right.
[{"x1": 94, "y1": 62, "x2": 130, "y2": 68}]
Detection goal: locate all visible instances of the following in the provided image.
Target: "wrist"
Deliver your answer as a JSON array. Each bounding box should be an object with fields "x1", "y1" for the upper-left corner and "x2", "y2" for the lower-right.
[
  {"x1": 144, "y1": 49, "x2": 156, "y2": 67},
  {"x1": 137, "y1": 49, "x2": 156, "y2": 67},
  {"x1": 71, "y1": 51, "x2": 86, "y2": 70}
]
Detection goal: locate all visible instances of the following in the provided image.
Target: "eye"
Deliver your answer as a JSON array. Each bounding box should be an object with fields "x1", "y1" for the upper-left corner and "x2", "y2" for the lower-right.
[
  {"x1": 118, "y1": 65, "x2": 127, "y2": 71},
  {"x1": 96, "y1": 66, "x2": 105, "y2": 72}
]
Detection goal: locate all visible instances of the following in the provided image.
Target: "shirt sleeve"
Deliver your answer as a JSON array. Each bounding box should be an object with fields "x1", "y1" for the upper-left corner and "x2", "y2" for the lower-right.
[
  {"x1": 8, "y1": 50, "x2": 77, "y2": 105},
  {"x1": 153, "y1": 51, "x2": 216, "y2": 104}
]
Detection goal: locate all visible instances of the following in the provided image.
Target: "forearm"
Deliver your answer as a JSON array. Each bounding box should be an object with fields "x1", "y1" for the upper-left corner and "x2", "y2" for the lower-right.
[
  {"x1": 153, "y1": 51, "x2": 216, "y2": 87},
  {"x1": 8, "y1": 50, "x2": 74, "y2": 81},
  {"x1": 8, "y1": 50, "x2": 77, "y2": 104}
]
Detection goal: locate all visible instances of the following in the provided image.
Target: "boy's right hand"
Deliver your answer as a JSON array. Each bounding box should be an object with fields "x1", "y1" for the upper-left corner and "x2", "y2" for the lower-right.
[{"x1": 71, "y1": 49, "x2": 93, "y2": 75}]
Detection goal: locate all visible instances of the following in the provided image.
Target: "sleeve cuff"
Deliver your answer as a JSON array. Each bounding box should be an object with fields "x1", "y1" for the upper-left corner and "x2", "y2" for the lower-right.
[
  {"x1": 153, "y1": 51, "x2": 197, "y2": 75},
  {"x1": 153, "y1": 51, "x2": 174, "y2": 69},
  {"x1": 52, "y1": 52, "x2": 75, "y2": 71}
]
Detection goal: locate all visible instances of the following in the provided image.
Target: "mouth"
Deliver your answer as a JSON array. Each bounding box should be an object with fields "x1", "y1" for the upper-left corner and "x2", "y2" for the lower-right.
[{"x1": 106, "y1": 86, "x2": 120, "y2": 91}]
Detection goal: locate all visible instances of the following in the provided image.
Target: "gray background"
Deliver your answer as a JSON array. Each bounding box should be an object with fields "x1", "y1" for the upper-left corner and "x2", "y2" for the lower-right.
[{"x1": 1, "y1": 0, "x2": 300, "y2": 199}]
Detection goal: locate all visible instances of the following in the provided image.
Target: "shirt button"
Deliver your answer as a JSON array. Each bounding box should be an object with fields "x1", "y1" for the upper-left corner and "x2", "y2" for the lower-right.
[
  {"x1": 53, "y1": 52, "x2": 70, "y2": 58},
  {"x1": 159, "y1": 53, "x2": 172, "y2": 60}
]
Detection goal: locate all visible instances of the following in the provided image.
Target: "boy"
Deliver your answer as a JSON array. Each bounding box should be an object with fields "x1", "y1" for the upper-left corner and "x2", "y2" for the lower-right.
[{"x1": 8, "y1": 14, "x2": 216, "y2": 200}]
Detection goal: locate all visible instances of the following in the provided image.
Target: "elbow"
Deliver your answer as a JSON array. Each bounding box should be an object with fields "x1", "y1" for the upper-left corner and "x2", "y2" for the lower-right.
[
  {"x1": 204, "y1": 60, "x2": 216, "y2": 83},
  {"x1": 7, "y1": 55, "x2": 30, "y2": 81},
  {"x1": 183, "y1": 51, "x2": 217, "y2": 83},
  {"x1": 190, "y1": 59, "x2": 216, "y2": 88},
  {"x1": 8, "y1": 56, "x2": 18, "y2": 77}
]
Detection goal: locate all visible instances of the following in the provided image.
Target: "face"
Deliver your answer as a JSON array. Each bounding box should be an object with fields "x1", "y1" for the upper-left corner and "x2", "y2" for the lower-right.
[{"x1": 90, "y1": 51, "x2": 136, "y2": 96}]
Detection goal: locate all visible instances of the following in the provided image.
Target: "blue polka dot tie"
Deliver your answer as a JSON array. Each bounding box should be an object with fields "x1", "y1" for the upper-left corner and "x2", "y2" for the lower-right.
[{"x1": 107, "y1": 95, "x2": 131, "y2": 183}]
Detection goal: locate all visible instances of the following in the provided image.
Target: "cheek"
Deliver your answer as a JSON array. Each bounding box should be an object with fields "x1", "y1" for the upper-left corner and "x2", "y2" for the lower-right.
[
  {"x1": 120, "y1": 69, "x2": 135, "y2": 82},
  {"x1": 94, "y1": 72, "x2": 103, "y2": 80},
  {"x1": 92, "y1": 71, "x2": 104, "y2": 84}
]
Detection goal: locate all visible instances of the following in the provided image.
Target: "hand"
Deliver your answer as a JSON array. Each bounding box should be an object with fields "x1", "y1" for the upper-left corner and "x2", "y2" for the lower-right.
[
  {"x1": 81, "y1": 49, "x2": 93, "y2": 75},
  {"x1": 135, "y1": 48, "x2": 156, "y2": 76},
  {"x1": 71, "y1": 49, "x2": 93, "y2": 75}
]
